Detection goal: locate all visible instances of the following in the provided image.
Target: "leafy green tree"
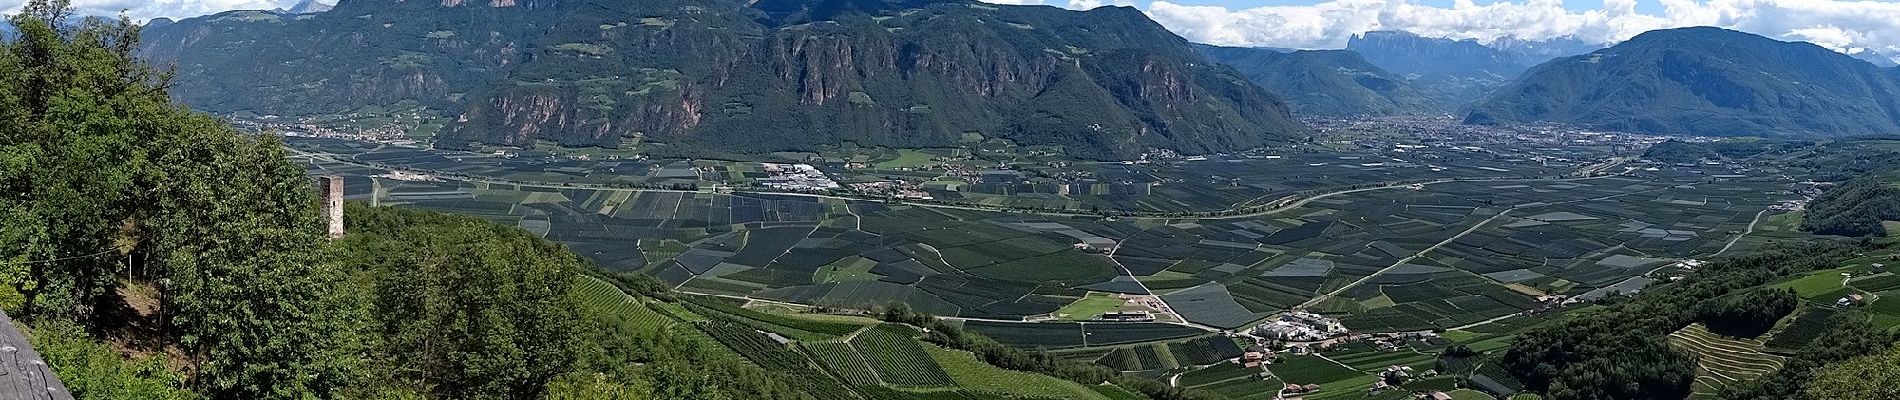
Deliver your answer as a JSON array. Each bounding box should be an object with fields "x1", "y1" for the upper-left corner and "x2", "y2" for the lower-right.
[
  {"x1": 339, "y1": 205, "x2": 593, "y2": 400},
  {"x1": 1804, "y1": 344, "x2": 1900, "y2": 400},
  {"x1": 1697, "y1": 287, "x2": 1798, "y2": 338},
  {"x1": 0, "y1": 0, "x2": 154, "y2": 321},
  {"x1": 3, "y1": 1, "x2": 362, "y2": 397},
  {"x1": 29, "y1": 321, "x2": 195, "y2": 400}
]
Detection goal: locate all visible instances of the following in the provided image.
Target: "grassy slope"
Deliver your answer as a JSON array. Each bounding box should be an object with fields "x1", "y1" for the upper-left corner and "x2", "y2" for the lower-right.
[{"x1": 924, "y1": 344, "x2": 1110, "y2": 400}]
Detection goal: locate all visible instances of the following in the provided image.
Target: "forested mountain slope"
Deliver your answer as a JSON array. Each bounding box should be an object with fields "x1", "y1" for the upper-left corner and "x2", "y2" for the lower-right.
[
  {"x1": 1467, "y1": 27, "x2": 1900, "y2": 137},
  {"x1": 139, "y1": 0, "x2": 1307, "y2": 159}
]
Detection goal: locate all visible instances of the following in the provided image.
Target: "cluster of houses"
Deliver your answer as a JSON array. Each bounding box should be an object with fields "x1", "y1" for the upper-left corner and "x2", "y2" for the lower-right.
[
  {"x1": 1251, "y1": 311, "x2": 1347, "y2": 342},
  {"x1": 846, "y1": 181, "x2": 933, "y2": 200},
  {"x1": 758, "y1": 163, "x2": 840, "y2": 191}
]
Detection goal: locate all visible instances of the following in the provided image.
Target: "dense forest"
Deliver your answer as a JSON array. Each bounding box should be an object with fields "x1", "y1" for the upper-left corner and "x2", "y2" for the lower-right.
[{"x1": 1802, "y1": 178, "x2": 1900, "y2": 237}]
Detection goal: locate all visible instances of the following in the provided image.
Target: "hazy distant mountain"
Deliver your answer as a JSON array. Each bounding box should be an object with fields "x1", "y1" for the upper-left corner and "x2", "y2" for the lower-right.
[
  {"x1": 1852, "y1": 50, "x2": 1899, "y2": 68},
  {"x1": 140, "y1": 0, "x2": 1306, "y2": 159},
  {"x1": 1347, "y1": 31, "x2": 1526, "y2": 81},
  {"x1": 1198, "y1": 45, "x2": 1443, "y2": 116},
  {"x1": 1488, "y1": 35, "x2": 1604, "y2": 66},
  {"x1": 1467, "y1": 27, "x2": 1900, "y2": 138},
  {"x1": 1345, "y1": 30, "x2": 1529, "y2": 109},
  {"x1": 279, "y1": 0, "x2": 334, "y2": 14}
]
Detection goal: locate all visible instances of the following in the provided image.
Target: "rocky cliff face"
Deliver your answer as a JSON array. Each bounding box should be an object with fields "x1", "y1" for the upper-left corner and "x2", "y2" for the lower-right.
[{"x1": 141, "y1": 0, "x2": 1306, "y2": 159}]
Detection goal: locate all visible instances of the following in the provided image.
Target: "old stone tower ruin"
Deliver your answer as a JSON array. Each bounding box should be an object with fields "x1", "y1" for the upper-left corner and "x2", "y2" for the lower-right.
[{"x1": 319, "y1": 175, "x2": 344, "y2": 239}]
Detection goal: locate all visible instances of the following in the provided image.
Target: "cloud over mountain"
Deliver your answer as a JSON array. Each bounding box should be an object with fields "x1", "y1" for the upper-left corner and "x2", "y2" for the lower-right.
[{"x1": 993, "y1": 0, "x2": 1900, "y2": 65}]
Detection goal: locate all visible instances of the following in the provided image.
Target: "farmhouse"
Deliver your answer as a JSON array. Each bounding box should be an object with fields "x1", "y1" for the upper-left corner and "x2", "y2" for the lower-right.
[{"x1": 1098, "y1": 311, "x2": 1155, "y2": 322}]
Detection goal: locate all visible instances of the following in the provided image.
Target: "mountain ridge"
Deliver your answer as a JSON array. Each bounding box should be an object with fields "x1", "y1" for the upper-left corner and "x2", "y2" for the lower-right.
[
  {"x1": 1466, "y1": 26, "x2": 1900, "y2": 137},
  {"x1": 139, "y1": 0, "x2": 1307, "y2": 159}
]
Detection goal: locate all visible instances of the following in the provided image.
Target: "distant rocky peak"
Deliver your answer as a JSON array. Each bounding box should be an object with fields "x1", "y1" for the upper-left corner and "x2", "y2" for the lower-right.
[{"x1": 280, "y1": 0, "x2": 335, "y2": 14}]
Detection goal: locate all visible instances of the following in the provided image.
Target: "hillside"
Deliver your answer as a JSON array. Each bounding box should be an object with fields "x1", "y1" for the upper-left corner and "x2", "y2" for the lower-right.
[
  {"x1": 1466, "y1": 27, "x2": 1900, "y2": 137},
  {"x1": 1197, "y1": 45, "x2": 1444, "y2": 116},
  {"x1": 138, "y1": 0, "x2": 1307, "y2": 159}
]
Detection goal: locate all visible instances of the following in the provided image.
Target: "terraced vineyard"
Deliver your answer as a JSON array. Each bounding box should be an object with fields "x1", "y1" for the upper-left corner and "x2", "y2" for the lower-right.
[
  {"x1": 851, "y1": 324, "x2": 958, "y2": 387},
  {"x1": 1668, "y1": 324, "x2": 1787, "y2": 395},
  {"x1": 924, "y1": 345, "x2": 1111, "y2": 400},
  {"x1": 804, "y1": 341, "x2": 883, "y2": 386},
  {"x1": 574, "y1": 275, "x2": 671, "y2": 332}
]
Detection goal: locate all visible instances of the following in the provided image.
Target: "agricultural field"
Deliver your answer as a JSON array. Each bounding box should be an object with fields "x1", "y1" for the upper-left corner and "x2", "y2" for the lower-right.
[
  {"x1": 851, "y1": 324, "x2": 958, "y2": 387},
  {"x1": 1264, "y1": 355, "x2": 1379, "y2": 399},
  {"x1": 961, "y1": 321, "x2": 1205, "y2": 349},
  {"x1": 292, "y1": 121, "x2": 1817, "y2": 351},
  {"x1": 924, "y1": 345, "x2": 1111, "y2": 400},
  {"x1": 1668, "y1": 324, "x2": 1787, "y2": 395}
]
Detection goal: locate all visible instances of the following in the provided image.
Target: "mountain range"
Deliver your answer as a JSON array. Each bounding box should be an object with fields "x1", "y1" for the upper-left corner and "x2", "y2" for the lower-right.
[
  {"x1": 1196, "y1": 45, "x2": 1443, "y2": 116},
  {"x1": 1467, "y1": 27, "x2": 1900, "y2": 138},
  {"x1": 278, "y1": 0, "x2": 335, "y2": 14},
  {"x1": 138, "y1": 0, "x2": 1307, "y2": 159},
  {"x1": 1340, "y1": 30, "x2": 1546, "y2": 110}
]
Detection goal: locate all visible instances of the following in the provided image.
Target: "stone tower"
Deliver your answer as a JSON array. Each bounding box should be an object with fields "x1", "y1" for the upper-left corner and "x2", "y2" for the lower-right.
[{"x1": 319, "y1": 175, "x2": 344, "y2": 239}]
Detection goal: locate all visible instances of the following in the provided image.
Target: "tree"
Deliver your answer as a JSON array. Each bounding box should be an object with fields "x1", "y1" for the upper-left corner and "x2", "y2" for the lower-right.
[
  {"x1": 1697, "y1": 287, "x2": 1798, "y2": 338},
  {"x1": 0, "y1": 0, "x2": 155, "y2": 321},
  {"x1": 3, "y1": 1, "x2": 362, "y2": 397},
  {"x1": 1804, "y1": 344, "x2": 1900, "y2": 400}
]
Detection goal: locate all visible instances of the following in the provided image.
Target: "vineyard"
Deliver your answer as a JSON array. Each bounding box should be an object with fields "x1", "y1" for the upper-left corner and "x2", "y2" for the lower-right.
[
  {"x1": 804, "y1": 340, "x2": 883, "y2": 386},
  {"x1": 1763, "y1": 306, "x2": 1838, "y2": 352},
  {"x1": 851, "y1": 324, "x2": 958, "y2": 387},
  {"x1": 575, "y1": 275, "x2": 671, "y2": 332},
  {"x1": 685, "y1": 295, "x2": 867, "y2": 339},
  {"x1": 1668, "y1": 324, "x2": 1787, "y2": 394},
  {"x1": 699, "y1": 320, "x2": 859, "y2": 400},
  {"x1": 924, "y1": 345, "x2": 1111, "y2": 400}
]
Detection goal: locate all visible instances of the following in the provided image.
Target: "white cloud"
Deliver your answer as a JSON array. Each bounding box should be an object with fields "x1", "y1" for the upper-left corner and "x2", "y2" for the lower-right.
[
  {"x1": 987, "y1": 0, "x2": 1900, "y2": 64},
  {"x1": 1178, "y1": 0, "x2": 1900, "y2": 61}
]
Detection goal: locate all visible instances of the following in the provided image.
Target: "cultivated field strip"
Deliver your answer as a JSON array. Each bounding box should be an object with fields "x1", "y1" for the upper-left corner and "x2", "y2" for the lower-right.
[
  {"x1": 1668, "y1": 324, "x2": 1787, "y2": 390},
  {"x1": 850, "y1": 324, "x2": 957, "y2": 387},
  {"x1": 802, "y1": 341, "x2": 883, "y2": 386},
  {"x1": 573, "y1": 275, "x2": 672, "y2": 332}
]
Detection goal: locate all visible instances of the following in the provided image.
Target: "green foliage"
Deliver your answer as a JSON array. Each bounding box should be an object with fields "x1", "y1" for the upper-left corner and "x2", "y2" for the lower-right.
[
  {"x1": 1501, "y1": 241, "x2": 1866, "y2": 400},
  {"x1": 1802, "y1": 343, "x2": 1900, "y2": 400},
  {"x1": 1802, "y1": 178, "x2": 1900, "y2": 237},
  {"x1": 1719, "y1": 311, "x2": 1897, "y2": 400},
  {"x1": 4, "y1": 2, "x2": 359, "y2": 397},
  {"x1": 338, "y1": 205, "x2": 594, "y2": 399},
  {"x1": 29, "y1": 321, "x2": 195, "y2": 400},
  {"x1": 1697, "y1": 287, "x2": 1799, "y2": 338}
]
